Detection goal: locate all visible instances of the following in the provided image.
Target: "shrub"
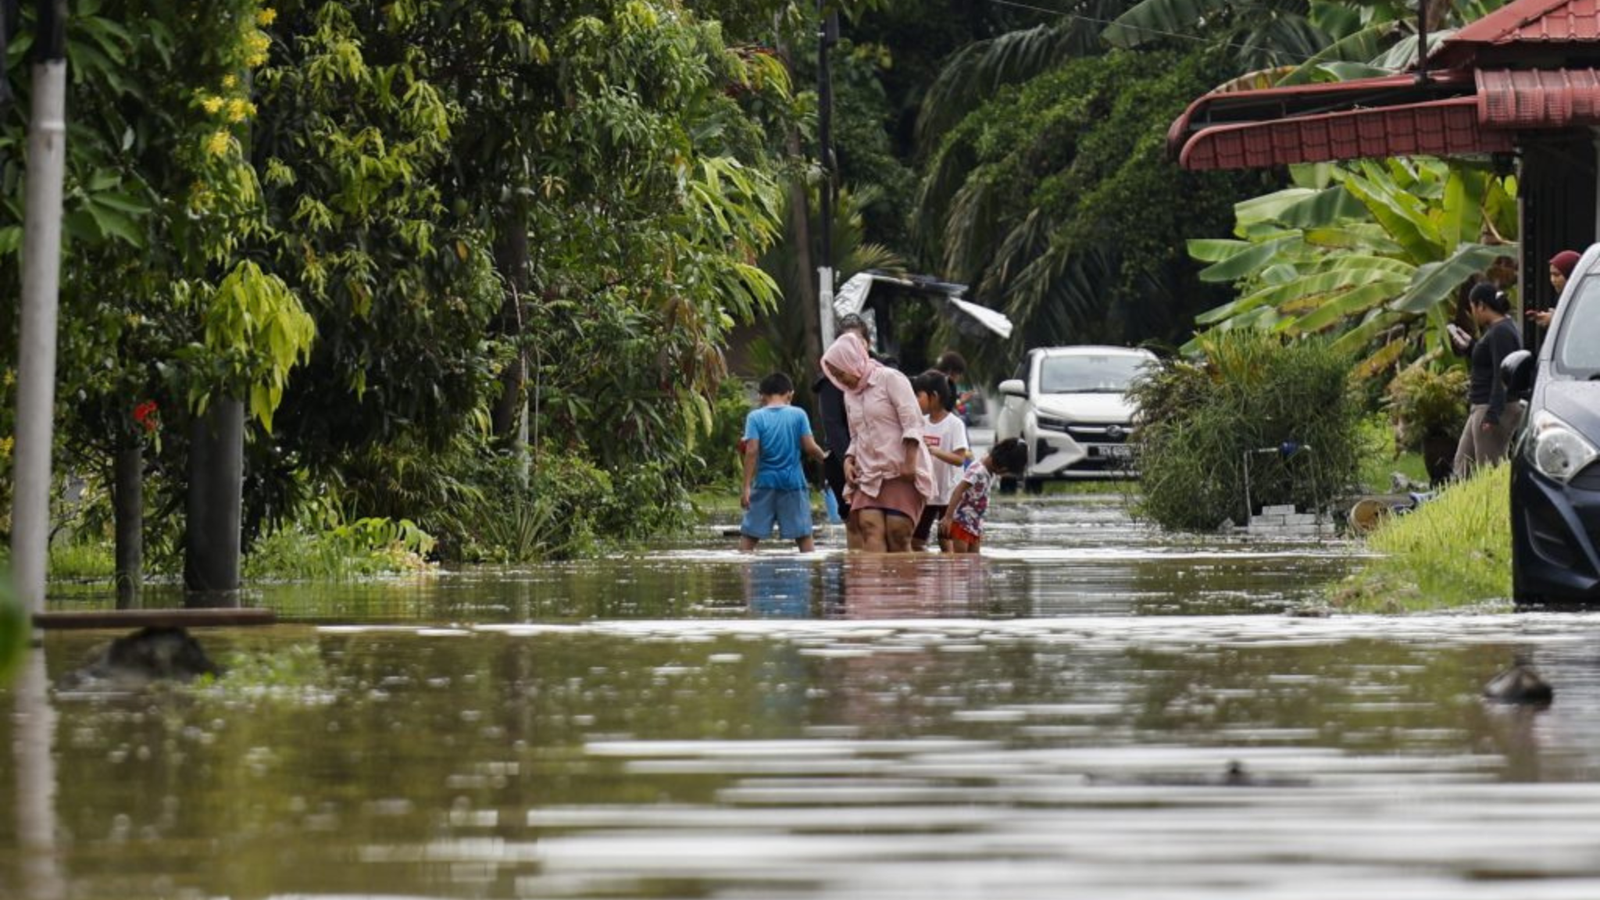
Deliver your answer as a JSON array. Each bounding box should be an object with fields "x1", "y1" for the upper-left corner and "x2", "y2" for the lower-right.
[
  {"x1": 244, "y1": 517, "x2": 435, "y2": 581},
  {"x1": 1131, "y1": 331, "x2": 1364, "y2": 530},
  {"x1": 1386, "y1": 364, "x2": 1468, "y2": 451},
  {"x1": 682, "y1": 376, "x2": 755, "y2": 489},
  {"x1": 0, "y1": 571, "x2": 24, "y2": 685}
]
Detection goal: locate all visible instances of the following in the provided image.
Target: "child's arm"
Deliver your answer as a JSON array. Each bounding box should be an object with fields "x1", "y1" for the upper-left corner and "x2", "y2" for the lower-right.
[
  {"x1": 801, "y1": 434, "x2": 828, "y2": 463},
  {"x1": 927, "y1": 446, "x2": 966, "y2": 467},
  {"x1": 941, "y1": 481, "x2": 968, "y2": 531},
  {"x1": 741, "y1": 439, "x2": 759, "y2": 509}
]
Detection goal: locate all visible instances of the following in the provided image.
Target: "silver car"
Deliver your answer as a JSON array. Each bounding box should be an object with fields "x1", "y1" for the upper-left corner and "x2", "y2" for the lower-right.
[{"x1": 994, "y1": 346, "x2": 1156, "y2": 490}]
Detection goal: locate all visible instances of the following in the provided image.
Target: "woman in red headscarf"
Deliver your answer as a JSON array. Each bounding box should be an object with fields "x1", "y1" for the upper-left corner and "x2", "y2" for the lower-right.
[
  {"x1": 820, "y1": 333, "x2": 935, "y2": 552},
  {"x1": 1528, "y1": 249, "x2": 1582, "y2": 328}
]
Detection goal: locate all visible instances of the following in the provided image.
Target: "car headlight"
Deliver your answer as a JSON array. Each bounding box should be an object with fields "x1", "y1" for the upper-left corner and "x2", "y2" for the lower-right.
[
  {"x1": 1034, "y1": 415, "x2": 1070, "y2": 433},
  {"x1": 1526, "y1": 409, "x2": 1600, "y2": 483}
]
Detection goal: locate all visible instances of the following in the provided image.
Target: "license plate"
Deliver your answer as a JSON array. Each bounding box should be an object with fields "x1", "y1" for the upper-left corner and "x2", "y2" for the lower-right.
[{"x1": 1092, "y1": 444, "x2": 1133, "y2": 459}]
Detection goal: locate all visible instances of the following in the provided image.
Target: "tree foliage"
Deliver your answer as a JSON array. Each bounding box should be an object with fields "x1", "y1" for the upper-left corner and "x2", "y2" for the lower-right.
[
  {"x1": 914, "y1": 48, "x2": 1266, "y2": 369},
  {"x1": 1186, "y1": 158, "x2": 1517, "y2": 380}
]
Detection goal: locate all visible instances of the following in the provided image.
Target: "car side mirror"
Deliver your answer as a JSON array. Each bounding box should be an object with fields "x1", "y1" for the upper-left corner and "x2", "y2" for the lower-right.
[
  {"x1": 1501, "y1": 349, "x2": 1535, "y2": 401},
  {"x1": 998, "y1": 379, "x2": 1026, "y2": 398}
]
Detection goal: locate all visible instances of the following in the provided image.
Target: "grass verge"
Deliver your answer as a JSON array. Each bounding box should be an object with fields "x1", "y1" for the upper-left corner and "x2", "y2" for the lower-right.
[{"x1": 1328, "y1": 463, "x2": 1512, "y2": 613}]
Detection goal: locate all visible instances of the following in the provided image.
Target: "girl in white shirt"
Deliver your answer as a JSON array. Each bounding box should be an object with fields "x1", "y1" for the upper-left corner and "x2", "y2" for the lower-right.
[{"x1": 911, "y1": 370, "x2": 971, "y2": 551}]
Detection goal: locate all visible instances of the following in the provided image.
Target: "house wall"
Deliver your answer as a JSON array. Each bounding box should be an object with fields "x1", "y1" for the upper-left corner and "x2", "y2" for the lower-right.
[{"x1": 1519, "y1": 132, "x2": 1599, "y2": 350}]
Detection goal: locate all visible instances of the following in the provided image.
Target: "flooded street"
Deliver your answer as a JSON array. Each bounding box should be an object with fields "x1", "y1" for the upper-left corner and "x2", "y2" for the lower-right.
[{"x1": 8, "y1": 495, "x2": 1600, "y2": 898}]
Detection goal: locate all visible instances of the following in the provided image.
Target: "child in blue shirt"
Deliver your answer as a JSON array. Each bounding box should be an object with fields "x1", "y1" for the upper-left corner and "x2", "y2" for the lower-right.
[{"x1": 741, "y1": 372, "x2": 828, "y2": 552}]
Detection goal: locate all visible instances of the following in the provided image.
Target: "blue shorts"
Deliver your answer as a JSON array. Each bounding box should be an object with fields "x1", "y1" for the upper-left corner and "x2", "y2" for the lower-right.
[{"x1": 741, "y1": 487, "x2": 813, "y2": 541}]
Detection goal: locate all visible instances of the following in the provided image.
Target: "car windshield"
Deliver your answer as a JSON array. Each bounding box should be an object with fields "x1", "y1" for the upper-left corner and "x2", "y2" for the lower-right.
[
  {"x1": 1555, "y1": 275, "x2": 1600, "y2": 378},
  {"x1": 1037, "y1": 354, "x2": 1148, "y2": 394}
]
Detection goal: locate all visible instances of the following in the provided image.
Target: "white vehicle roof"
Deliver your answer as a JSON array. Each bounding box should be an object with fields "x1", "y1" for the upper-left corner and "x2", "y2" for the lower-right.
[{"x1": 1032, "y1": 345, "x2": 1155, "y2": 358}]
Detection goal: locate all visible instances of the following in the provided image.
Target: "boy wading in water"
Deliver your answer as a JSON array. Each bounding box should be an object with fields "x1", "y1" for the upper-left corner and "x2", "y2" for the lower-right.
[
  {"x1": 741, "y1": 372, "x2": 828, "y2": 552},
  {"x1": 941, "y1": 438, "x2": 1028, "y2": 554}
]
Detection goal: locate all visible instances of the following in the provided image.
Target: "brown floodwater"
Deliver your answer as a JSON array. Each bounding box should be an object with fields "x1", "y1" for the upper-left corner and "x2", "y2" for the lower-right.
[{"x1": 6, "y1": 495, "x2": 1600, "y2": 899}]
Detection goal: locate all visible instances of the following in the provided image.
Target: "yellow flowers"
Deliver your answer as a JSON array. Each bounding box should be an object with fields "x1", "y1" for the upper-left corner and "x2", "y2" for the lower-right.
[
  {"x1": 0, "y1": 436, "x2": 12, "y2": 460},
  {"x1": 226, "y1": 98, "x2": 257, "y2": 123},
  {"x1": 245, "y1": 31, "x2": 271, "y2": 67},
  {"x1": 222, "y1": 74, "x2": 238, "y2": 89},
  {"x1": 202, "y1": 96, "x2": 225, "y2": 114},
  {"x1": 256, "y1": 7, "x2": 277, "y2": 26},
  {"x1": 206, "y1": 131, "x2": 232, "y2": 158}
]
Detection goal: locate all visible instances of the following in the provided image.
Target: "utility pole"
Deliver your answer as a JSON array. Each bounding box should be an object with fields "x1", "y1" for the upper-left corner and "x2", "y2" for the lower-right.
[
  {"x1": 1415, "y1": 0, "x2": 1430, "y2": 84},
  {"x1": 10, "y1": 0, "x2": 69, "y2": 627},
  {"x1": 816, "y1": 1, "x2": 839, "y2": 351}
]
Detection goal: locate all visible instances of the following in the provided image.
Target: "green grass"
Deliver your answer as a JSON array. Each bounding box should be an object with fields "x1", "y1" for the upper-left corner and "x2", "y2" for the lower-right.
[
  {"x1": 1355, "y1": 415, "x2": 1430, "y2": 493},
  {"x1": 1328, "y1": 463, "x2": 1512, "y2": 613},
  {"x1": 243, "y1": 520, "x2": 434, "y2": 582},
  {"x1": 47, "y1": 541, "x2": 116, "y2": 582},
  {"x1": 688, "y1": 485, "x2": 744, "y2": 519}
]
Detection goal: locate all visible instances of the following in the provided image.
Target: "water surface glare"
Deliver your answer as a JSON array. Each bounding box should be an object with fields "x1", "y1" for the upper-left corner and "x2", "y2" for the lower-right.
[{"x1": 9, "y1": 496, "x2": 1600, "y2": 899}]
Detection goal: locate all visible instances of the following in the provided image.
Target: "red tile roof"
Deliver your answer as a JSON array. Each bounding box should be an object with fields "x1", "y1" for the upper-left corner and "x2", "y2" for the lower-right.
[
  {"x1": 1433, "y1": 0, "x2": 1600, "y2": 66},
  {"x1": 1449, "y1": 0, "x2": 1597, "y2": 47},
  {"x1": 1178, "y1": 96, "x2": 1513, "y2": 170},
  {"x1": 1168, "y1": 0, "x2": 1600, "y2": 170},
  {"x1": 1477, "y1": 68, "x2": 1600, "y2": 125}
]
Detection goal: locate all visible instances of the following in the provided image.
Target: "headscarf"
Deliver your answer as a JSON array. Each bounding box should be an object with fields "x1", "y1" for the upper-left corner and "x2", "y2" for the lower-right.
[
  {"x1": 1551, "y1": 250, "x2": 1582, "y2": 279},
  {"x1": 821, "y1": 332, "x2": 879, "y2": 394}
]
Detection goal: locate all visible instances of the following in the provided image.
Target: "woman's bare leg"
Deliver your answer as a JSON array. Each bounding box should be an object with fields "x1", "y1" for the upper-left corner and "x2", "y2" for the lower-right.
[
  {"x1": 853, "y1": 509, "x2": 888, "y2": 552},
  {"x1": 884, "y1": 515, "x2": 915, "y2": 552}
]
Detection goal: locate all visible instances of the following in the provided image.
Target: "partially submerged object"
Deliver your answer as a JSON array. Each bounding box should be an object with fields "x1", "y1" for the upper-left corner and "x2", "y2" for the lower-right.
[
  {"x1": 60, "y1": 625, "x2": 221, "y2": 690},
  {"x1": 1483, "y1": 657, "x2": 1554, "y2": 706}
]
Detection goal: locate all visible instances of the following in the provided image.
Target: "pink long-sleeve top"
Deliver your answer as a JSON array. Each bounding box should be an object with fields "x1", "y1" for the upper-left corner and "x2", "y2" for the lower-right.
[{"x1": 843, "y1": 366, "x2": 935, "y2": 504}]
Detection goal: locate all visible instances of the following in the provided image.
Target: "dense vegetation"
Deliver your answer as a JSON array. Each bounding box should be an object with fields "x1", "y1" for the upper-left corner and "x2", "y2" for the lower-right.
[{"x1": 1130, "y1": 331, "x2": 1364, "y2": 531}]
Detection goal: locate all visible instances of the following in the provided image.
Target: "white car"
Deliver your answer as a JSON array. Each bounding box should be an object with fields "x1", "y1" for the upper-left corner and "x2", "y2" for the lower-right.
[{"x1": 993, "y1": 345, "x2": 1157, "y2": 488}]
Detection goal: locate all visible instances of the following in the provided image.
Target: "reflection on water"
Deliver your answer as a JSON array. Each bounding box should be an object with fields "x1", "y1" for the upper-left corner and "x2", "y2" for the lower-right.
[{"x1": 14, "y1": 496, "x2": 1600, "y2": 898}]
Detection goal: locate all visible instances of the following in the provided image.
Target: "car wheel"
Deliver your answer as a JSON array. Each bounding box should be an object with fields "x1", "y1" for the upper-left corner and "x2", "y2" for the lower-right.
[{"x1": 1023, "y1": 478, "x2": 1045, "y2": 495}]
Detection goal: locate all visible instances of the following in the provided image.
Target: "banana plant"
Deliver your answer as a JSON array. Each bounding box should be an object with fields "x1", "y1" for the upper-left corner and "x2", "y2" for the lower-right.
[{"x1": 1187, "y1": 157, "x2": 1518, "y2": 379}]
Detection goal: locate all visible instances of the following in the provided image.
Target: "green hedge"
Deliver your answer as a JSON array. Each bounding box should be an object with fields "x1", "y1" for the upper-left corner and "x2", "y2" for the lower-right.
[{"x1": 1131, "y1": 332, "x2": 1364, "y2": 531}]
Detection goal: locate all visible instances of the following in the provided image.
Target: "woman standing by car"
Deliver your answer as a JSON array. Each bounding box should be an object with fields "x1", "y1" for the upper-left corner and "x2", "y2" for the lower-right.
[
  {"x1": 821, "y1": 332, "x2": 935, "y2": 552},
  {"x1": 1528, "y1": 249, "x2": 1581, "y2": 329},
  {"x1": 1451, "y1": 281, "x2": 1525, "y2": 478}
]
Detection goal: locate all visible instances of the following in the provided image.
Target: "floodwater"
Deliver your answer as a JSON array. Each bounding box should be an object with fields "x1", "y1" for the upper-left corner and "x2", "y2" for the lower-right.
[{"x1": 6, "y1": 495, "x2": 1600, "y2": 899}]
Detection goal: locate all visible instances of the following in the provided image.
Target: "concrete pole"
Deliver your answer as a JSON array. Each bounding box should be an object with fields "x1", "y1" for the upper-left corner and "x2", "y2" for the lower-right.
[
  {"x1": 15, "y1": 649, "x2": 64, "y2": 900},
  {"x1": 9, "y1": 12, "x2": 69, "y2": 623},
  {"x1": 819, "y1": 266, "x2": 836, "y2": 350}
]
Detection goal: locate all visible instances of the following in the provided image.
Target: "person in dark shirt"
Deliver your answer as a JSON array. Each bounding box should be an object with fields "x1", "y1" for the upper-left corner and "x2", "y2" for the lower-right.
[
  {"x1": 814, "y1": 315, "x2": 874, "y2": 550},
  {"x1": 1450, "y1": 282, "x2": 1525, "y2": 479}
]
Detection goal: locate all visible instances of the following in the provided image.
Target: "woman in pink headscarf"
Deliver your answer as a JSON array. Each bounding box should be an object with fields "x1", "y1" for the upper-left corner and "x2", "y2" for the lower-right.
[{"x1": 820, "y1": 333, "x2": 935, "y2": 552}]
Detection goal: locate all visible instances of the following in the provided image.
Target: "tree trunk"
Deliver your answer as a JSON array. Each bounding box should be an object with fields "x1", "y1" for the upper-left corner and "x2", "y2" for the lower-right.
[
  {"x1": 491, "y1": 210, "x2": 530, "y2": 441},
  {"x1": 184, "y1": 399, "x2": 243, "y2": 596},
  {"x1": 783, "y1": 75, "x2": 821, "y2": 374},
  {"x1": 112, "y1": 438, "x2": 142, "y2": 609}
]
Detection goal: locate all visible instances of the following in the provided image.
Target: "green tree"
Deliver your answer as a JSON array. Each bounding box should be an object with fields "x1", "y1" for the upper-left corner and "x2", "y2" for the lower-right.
[
  {"x1": 914, "y1": 48, "x2": 1264, "y2": 369},
  {"x1": 0, "y1": 2, "x2": 311, "y2": 586}
]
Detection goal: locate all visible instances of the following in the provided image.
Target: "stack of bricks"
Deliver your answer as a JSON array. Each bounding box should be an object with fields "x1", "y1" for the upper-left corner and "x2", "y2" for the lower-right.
[{"x1": 1245, "y1": 504, "x2": 1331, "y2": 539}]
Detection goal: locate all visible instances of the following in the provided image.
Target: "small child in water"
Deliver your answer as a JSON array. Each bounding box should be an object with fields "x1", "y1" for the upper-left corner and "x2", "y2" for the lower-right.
[
  {"x1": 740, "y1": 372, "x2": 828, "y2": 552},
  {"x1": 940, "y1": 438, "x2": 1028, "y2": 554}
]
